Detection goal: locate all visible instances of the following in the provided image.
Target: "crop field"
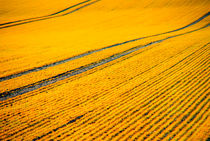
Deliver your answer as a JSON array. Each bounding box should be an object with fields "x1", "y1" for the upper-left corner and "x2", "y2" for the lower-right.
[{"x1": 0, "y1": 0, "x2": 210, "y2": 140}]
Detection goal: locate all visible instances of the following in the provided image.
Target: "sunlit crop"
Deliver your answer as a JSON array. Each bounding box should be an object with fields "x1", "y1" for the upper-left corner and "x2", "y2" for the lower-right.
[{"x1": 0, "y1": 0, "x2": 209, "y2": 140}]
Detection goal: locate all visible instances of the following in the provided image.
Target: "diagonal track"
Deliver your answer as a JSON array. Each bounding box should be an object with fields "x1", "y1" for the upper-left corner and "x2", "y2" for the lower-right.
[
  {"x1": 0, "y1": 12, "x2": 209, "y2": 82},
  {"x1": 0, "y1": 0, "x2": 100, "y2": 29},
  {"x1": 0, "y1": 0, "x2": 91, "y2": 26},
  {"x1": 1, "y1": 42, "x2": 205, "y2": 136},
  {"x1": 1, "y1": 42, "x2": 208, "y2": 140},
  {"x1": 0, "y1": 23, "x2": 209, "y2": 101},
  {"x1": 1, "y1": 43, "x2": 207, "y2": 137},
  {"x1": 56, "y1": 50, "x2": 209, "y2": 140}
]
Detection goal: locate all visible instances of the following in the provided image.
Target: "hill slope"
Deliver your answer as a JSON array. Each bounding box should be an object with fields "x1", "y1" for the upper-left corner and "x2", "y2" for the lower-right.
[{"x1": 0, "y1": 0, "x2": 209, "y2": 140}]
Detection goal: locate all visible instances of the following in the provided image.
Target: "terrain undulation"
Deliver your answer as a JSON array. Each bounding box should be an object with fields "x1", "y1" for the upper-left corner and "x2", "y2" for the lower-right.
[{"x1": 0, "y1": 0, "x2": 209, "y2": 140}]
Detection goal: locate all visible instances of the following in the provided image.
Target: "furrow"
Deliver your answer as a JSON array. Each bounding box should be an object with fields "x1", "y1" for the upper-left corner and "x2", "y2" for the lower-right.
[
  {"x1": 171, "y1": 104, "x2": 210, "y2": 140},
  {"x1": 0, "y1": 42, "x2": 207, "y2": 139},
  {"x1": 49, "y1": 49, "x2": 207, "y2": 140},
  {"x1": 147, "y1": 81, "x2": 209, "y2": 140},
  {"x1": 118, "y1": 60, "x2": 209, "y2": 140},
  {"x1": 103, "y1": 62, "x2": 209, "y2": 141},
  {"x1": 67, "y1": 46, "x2": 208, "y2": 139},
  {"x1": 132, "y1": 68, "x2": 209, "y2": 140},
  {"x1": 159, "y1": 95, "x2": 209, "y2": 140}
]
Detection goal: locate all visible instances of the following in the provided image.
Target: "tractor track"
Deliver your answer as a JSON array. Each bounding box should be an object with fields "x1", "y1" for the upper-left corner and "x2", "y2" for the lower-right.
[
  {"x1": 0, "y1": 23, "x2": 209, "y2": 101},
  {"x1": 0, "y1": 12, "x2": 209, "y2": 82},
  {"x1": 0, "y1": 0, "x2": 100, "y2": 29}
]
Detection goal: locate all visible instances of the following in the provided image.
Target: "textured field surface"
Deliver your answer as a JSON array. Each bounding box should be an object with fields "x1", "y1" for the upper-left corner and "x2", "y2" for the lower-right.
[{"x1": 0, "y1": 0, "x2": 210, "y2": 140}]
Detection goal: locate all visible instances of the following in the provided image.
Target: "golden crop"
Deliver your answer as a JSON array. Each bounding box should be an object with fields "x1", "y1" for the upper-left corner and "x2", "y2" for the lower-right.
[{"x1": 0, "y1": 0, "x2": 209, "y2": 140}]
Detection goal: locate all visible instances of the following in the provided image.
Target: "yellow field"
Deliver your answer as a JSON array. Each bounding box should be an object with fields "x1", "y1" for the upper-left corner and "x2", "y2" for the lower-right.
[{"x1": 0, "y1": 0, "x2": 209, "y2": 140}]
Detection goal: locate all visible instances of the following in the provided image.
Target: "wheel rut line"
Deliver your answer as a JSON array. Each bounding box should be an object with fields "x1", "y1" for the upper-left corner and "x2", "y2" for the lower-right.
[
  {"x1": 44, "y1": 45, "x2": 210, "y2": 139},
  {"x1": 0, "y1": 12, "x2": 209, "y2": 82},
  {"x1": 5, "y1": 53, "x2": 204, "y2": 140},
  {"x1": 52, "y1": 51, "x2": 207, "y2": 140},
  {"x1": 0, "y1": 24, "x2": 209, "y2": 101},
  {"x1": 92, "y1": 46, "x2": 210, "y2": 138},
  {"x1": 0, "y1": 42, "x2": 208, "y2": 122},
  {"x1": 0, "y1": 0, "x2": 92, "y2": 26},
  {"x1": 0, "y1": 41, "x2": 206, "y2": 106},
  {"x1": 0, "y1": 0, "x2": 100, "y2": 29}
]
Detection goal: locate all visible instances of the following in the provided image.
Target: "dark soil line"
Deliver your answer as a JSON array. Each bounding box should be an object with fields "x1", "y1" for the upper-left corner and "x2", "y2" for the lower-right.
[
  {"x1": 0, "y1": 12, "x2": 209, "y2": 82},
  {"x1": 32, "y1": 114, "x2": 84, "y2": 141},
  {"x1": 0, "y1": 24, "x2": 209, "y2": 101},
  {"x1": 0, "y1": 0, "x2": 98, "y2": 29}
]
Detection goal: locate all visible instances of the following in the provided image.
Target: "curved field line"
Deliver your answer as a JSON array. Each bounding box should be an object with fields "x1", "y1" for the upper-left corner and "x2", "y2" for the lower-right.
[
  {"x1": 0, "y1": 12, "x2": 209, "y2": 82},
  {"x1": 0, "y1": 40, "x2": 204, "y2": 106},
  {"x1": 131, "y1": 70, "x2": 209, "y2": 140},
  {"x1": 31, "y1": 110, "x2": 94, "y2": 141},
  {"x1": 83, "y1": 56, "x2": 208, "y2": 140},
  {"x1": 145, "y1": 83, "x2": 209, "y2": 140},
  {"x1": 169, "y1": 105, "x2": 210, "y2": 140},
  {"x1": 44, "y1": 41, "x2": 210, "y2": 139},
  {"x1": 55, "y1": 45, "x2": 208, "y2": 139},
  {"x1": 91, "y1": 63, "x2": 209, "y2": 140},
  {"x1": 80, "y1": 68, "x2": 208, "y2": 140},
  {"x1": 1, "y1": 42, "x2": 203, "y2": 137},
  {"x1": 5, "y1": 52, "x2": 207, "y2": 140},
  {"x1": 65, "y1": 61, "x2": 209, "y2": 140},
  {"x1": 31, "y1": 115, "x2": 84, "y2": 141},
  {"x1": 0, "y1": 0, "x2": 91, "y2": 26},
  {"x1": 134, "y1": 84, "x2": 209, "y2": 141},
  {"x1": 0, "y1": 23, "x2": 209, "y2": 101},
  {"x1": 7, "y1": 48, "x2": 208, "y2": 140},
  {"x1": 55, "y1": 76, "x2": 209, "y2": 140},
  {"x1": 99, "y1": 51, "x2": 209, "y2": 140},
  {"x1": 180, "y1": 113, "x2": 209, "y2": 140},
  {"x1": 2, "y1": 41, "x2": 208, "y2": 140},
  {"x1": 1, "y1": 43, "x2": 209, "y2": 115},
  {"x1": 71, "y1": 59, "x2": 209, "y2": 140},
  {"x1": 159, "y1": 95, "x2": 209, "y2": 140},
  {"x1": 0, "y1": 0, "x2": 100, "y2": 29},
  {"x1": 69, "y1": 44, "x2": 208, "y2": 112}
]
